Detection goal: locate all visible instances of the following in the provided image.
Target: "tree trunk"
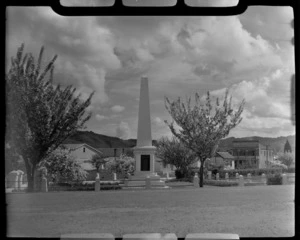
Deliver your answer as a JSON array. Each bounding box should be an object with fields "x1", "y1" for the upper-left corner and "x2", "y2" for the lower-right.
[
  {"x1": 24, "y1": 160, "x2": 37, "y2": 192},
  {"x1": 27, "y1": 173, "x2": 35, "y2": 192},
  {"x1": 198, "y1": 160, "x2": 204, "y2": 187}
]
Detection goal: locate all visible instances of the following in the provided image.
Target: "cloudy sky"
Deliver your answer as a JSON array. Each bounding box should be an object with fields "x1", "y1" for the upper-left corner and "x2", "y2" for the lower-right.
[{"x1": 6, "y1": 1, "x2": 295, "y2": 140}]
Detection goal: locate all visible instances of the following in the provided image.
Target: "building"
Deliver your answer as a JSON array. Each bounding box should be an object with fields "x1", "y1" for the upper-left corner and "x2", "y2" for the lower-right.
[
  {"x1": 63, "y1": 144, "x2": 171, "y2": 174},
  {"x1": 209, "y1": 152, "x2": 235, "y2": 169},
  {"x1": 97, "y1": 148, "x2": 133, "y2": 159},
  {"x1": 62, "y1": 143, "x2": 103, "y2": 170},
  {"x1": 229, "y1": 140, "x2": 274, "y2": 169}
]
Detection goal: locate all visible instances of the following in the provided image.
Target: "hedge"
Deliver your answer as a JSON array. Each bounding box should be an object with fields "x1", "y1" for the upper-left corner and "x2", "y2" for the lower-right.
[
  {"x1": 48, "y1": 181, "x2": 121, "y2": 191},
  {"x1": 204, "y1": 179, "x2": 238, "y2": 187},
  {"x1": 218, "y1": 168, "x2": 283, "y2": 178},
  {"x1": 165, "y1": 178, "x2": 193, "y2": 183},
  {"x1": 267, "y1": 173, "x2": 283, "y2": 185},
  {"x1": 283, "y1": 167, "x2": 295, "y2": 173}
]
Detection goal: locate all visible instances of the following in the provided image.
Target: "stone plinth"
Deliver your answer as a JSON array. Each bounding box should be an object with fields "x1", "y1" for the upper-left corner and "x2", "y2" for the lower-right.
[{"x1": 133, "y1": 145, "x2": 156, "y2": 179}]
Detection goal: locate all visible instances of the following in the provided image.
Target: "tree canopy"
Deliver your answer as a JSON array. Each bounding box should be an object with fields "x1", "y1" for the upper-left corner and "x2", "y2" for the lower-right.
[
  {"x1": 164, "y1": 89, "x2": 245, "y2": 187},
  {"x1": 156, "y1": 136, "x2": 197, "y2": 177},
  {"x1": 38, "y1": 147, "x2": 87, "y2": 183},
  {"x1": 5, "y1": 44, "x2": 94, "y2": 191}
]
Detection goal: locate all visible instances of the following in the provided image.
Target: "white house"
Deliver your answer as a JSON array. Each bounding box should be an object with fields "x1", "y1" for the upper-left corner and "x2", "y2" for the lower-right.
[
  {"x1": 62, "y1": 143, "x2": 176, "y2": 174},
  {"x1": 62, "y1": 143, "x2": 103, "y2": 171}
]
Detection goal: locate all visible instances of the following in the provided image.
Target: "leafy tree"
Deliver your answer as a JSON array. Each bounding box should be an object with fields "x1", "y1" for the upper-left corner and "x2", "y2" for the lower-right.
[
  {"x1": 37, "y1": 147, "x2": 87, "y2": 183},
  {"x1": 5, "y1": 143, "x2": 26, "y2": 174},
  {"x1": 156, "y1": 136, "x2": 197, "y2": 178},
  {"x1": 105, "y1": 154, "x2": 135, "y2": 176},
  {"x1": 277, "y1": 152, "x2": 294, "y2": 168},
  {"x1": 165, "y1": 89, "x2": 245, "y2": 187},
  {"x1": 91, "y1": 153, "x2": 109, "y2": 173},
  {"x1": 5, "y1": 44, "x2": 94, "y2": 191}
]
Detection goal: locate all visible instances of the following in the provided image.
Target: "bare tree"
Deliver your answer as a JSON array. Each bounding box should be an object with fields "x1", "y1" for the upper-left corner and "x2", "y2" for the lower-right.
[{"x1": 164, "y1": 89, "x2": 245, "y2": 187}]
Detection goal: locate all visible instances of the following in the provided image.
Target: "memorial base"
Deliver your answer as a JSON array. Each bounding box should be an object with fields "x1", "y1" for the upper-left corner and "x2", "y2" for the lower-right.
[{"x1": 126, "y1": 173, "x2": 169, "y2": 189}]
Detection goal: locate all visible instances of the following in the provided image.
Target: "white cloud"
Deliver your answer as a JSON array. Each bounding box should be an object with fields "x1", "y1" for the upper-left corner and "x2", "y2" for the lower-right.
[
  {"x1": 6, "y1": 7, "x2": 295, "y2": 139},
  {"x1": 111, "y1": 105, "x2": 125, "y2": 113},
  {"x1": 95, "y1": 114, "x2": 108, "y2": 121},
  {"x1": 116, "y1": 121, "x2": 131, "y2": 139},
  {"x1": 152, "y1": 116, "x2": 165, "y2": 127}
]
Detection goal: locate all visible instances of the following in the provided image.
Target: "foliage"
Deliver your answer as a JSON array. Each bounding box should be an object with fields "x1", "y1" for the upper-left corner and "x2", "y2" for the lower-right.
[
  {"x1": 5, "y1": 143, "x2": 26, "y2": 174},
  {"x1": 5, "y1": 44, "x2": 93, "y2": 191},
  {"x1": 91, "y1": 153, "x2": 109, "y2": 172},
  {"x1": 266, "y1": 158, "x2": 288, "y2": 170},
  {"x1": 165, "y1": 89, "x2": 245, "y2": 187},
  {"x1": 48, "y1": 181, "x2": 121, "y2": 191},
  {"x1": 156, "y1": 136, "x2": 197, "y2": 178},
  {"x1": 218, "y1": 168, "x2": 283, "y2": 178},
  {"x1": 267, "y1": 173, "x2": 283, "y2": 185},
  {"x1": 105, "y1": 154, "x2": 135, "y2": 176},
  {"x1": 277, "y1": 152, "x2": 294, "y2": 168},
  {"x1": 204, "y1": 179, "x2": 238, "y2": 187},
  {"x1": 38, "y1": 147, "x2": 87, "y2": 183}
]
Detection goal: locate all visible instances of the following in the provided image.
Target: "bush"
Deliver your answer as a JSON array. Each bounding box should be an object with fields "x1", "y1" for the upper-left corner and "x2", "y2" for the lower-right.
[
  {"x1": 267, "y1": 173, "x2": 282, "y2": 185},
  {"x1": 175, "y1": 169, "x2": 184, "y2": 179},
  {"x1": 175, "y1": 168, "x2": 194, "y2": 179},
  {"x1": 165, "y1": 177, "x2": 193, "y2": 183},
  {"x1": 283, "y1": 167, "x2": 295, "y2": 173},
  {"x1": 218, "y1": 168, "x2": 283, "y2": 178},
  {"x1": 204, "y1": 179, "x2": 238, "y2": 187},
  {"x1": 48, "y1": 181, "x2": 121, "y2": 191}
]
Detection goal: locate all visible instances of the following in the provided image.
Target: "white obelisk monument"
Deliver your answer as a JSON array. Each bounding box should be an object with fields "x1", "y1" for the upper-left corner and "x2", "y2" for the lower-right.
[{"x1": 133, "y1": 76, "x2": 157, "y2": 178}]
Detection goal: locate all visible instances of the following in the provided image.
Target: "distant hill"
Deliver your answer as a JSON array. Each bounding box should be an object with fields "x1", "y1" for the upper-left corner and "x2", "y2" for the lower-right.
[
  {"x1": 64, "y1": 131, "x2": 295, "y2": 153},
  {"x1": 64, "y1": 131, "x2": 157, "y2": 148}
]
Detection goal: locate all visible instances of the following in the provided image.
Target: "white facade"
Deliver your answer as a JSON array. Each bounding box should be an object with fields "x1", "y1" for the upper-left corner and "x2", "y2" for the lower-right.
[{"x1": 63, "y1": 144, "x2": 102, "y2": 170}]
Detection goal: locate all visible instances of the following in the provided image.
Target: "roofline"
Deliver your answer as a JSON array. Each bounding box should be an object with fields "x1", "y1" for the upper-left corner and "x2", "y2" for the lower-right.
[
  {"x1": 62, "y1": 143, "x2": 103, "y2": 155},
  {"x1": 215, "y1": 152, "x2": 234, "y2": 159}
]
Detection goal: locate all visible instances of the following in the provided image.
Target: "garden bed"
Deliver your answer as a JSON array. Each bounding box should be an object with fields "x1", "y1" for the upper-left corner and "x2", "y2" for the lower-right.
[{"x1": 204, "y1": 179, "x2": 238, "y2": 187}]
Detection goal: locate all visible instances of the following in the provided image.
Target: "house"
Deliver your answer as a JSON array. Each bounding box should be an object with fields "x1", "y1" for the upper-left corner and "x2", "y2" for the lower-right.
[
  {"x1": 229, "y1": 140, "x2": 274, "y2": 169},
  {"x1": 96, "y1": 148, "x2": 133, "y2": 159},
  {"x1": 63, "y1": 144, "x2": 175, "y2": 174},
  {"x1": 208, "y1": 152, "x2": 235, "y2": 170},
  {"x1": 62, "y1": 143, "x2": 103, "y2": 171}
]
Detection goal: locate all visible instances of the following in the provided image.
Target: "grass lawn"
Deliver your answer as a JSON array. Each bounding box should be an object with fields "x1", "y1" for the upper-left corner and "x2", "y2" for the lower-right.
[{"x1": 6, "y1": 185, "x2": 294, "y2": 238}]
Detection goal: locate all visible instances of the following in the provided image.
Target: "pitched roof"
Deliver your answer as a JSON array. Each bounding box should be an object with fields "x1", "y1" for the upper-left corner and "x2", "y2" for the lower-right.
[
  {"x1": 216, "y1": 152, "x2": 234, "y2": 159},
  {"x1": 62, "y1": 143, "x2": 103, "y2": 155}
]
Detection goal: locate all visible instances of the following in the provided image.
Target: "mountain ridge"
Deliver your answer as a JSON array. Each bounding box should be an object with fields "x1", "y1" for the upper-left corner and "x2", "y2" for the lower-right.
[{"x1": 64, "y1": 131, "x2": 295, "y2": 153}]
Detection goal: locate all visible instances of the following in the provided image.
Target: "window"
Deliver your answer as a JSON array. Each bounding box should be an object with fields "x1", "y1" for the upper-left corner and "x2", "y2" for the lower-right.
[{"x1": 83, "y1": 147, "x2": 85, "y2": 153}]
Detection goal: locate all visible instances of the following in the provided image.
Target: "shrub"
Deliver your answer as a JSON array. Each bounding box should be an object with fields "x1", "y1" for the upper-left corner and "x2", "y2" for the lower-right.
[
  {"x1": 267, "y1": 173, "x2": 282, "y2": 185},
  {"x1": 48, "y1": 181, "x2": 121, "y2": 191},
  {"x1": 204, "y1": 179, "x2": 238, "y2": 187},
  {"x1": 165, "y1": 177, "x2": 192, "y2": 183},
  {"x1": 218, "y1": 168, "x2": 283, "y2": 178},
  {"x1": 175, "y1": 168, "x2": 194, "y2": 179},
  {"x1": 175, "y1": 169, "x2": 184, "y2": 179},
  {"x1": 283, "y1": 167, "x2": 295, "y2": 173}
]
